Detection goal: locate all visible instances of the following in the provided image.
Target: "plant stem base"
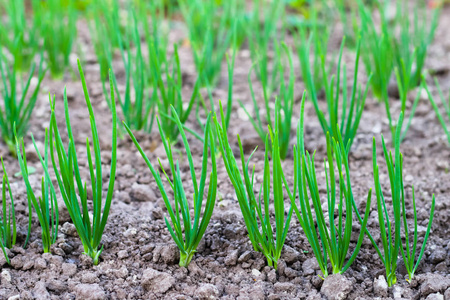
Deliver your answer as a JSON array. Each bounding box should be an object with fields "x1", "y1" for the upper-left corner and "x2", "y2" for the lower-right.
[{"x1": 179, "y1": 251, "x2": 195, "y2": 267}]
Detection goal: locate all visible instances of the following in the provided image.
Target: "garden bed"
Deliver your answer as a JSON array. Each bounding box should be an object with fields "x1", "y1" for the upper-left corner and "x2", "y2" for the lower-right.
[{"x1": 0, "y1": 4, "x2": 449, "y2": 300}]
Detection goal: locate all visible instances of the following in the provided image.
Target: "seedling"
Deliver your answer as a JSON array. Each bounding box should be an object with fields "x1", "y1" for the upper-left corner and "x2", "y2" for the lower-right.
[
  {"x1": 358, "y1": 0, "x2": 394, "y2": 101},
  {"x1": 178, "y1": 0, "x2": 239, "y2": 86},
  {"x1": 39, "y1": 0, "x2": 77, "y2": 78},
  {"x1": 292, "y1": 99, "x2": 372, "y2": 277},
  {"x1": 125, "y1": 107, "x2": 217, "y2": 267},
  {"x1": 248, "y1": 0, "x2": 285, "y2": 94},
  {"x1": 0, "y1": 49, "x2": 46, "y2": 155},
  {"x1": 332, "y1": 0, "x2": 359, "y2": 47},
  {"x1": 0, "y1": 0, "x2": 41, "y2": 72},
  {"x1": 102, "y1": 7, "x2": 199, "y2": 140},
  {"x1": 15, "y1": 128, "x2": 59, "y2": 254},
  {"x1": 49, "y1": 61, "x2": 117, "y2": 264},
  {"x1": 0, "y1": 158, "x2": 16, "y2": 264},
  {"x1": 241, "y1": 44, "x2": 295, "y2": 160},
  {"x1": 393, "y1": 0, "x2": 440, "y2": 91},
  {"x1": 137, "y1": 0, "x2": 170, "y2": 83},
  {"x1": 215, "y1": 102, "x2": 294, "y2": 268},
  {"x1": 389, "y1": 66, "x2": 422, "y2": 143},
  {"x1": 295, "y1": 7, "x2": 331, "y2": 94},
  {"x1": 370, "y1": 112, "x2": 435, "y2": 286},
  {"x1": 299, "y1": 36, "x2": 370, "y2": 150},
  {"x1": 104, "y1": 10, "x2": 156, "y2": 133},
  {"x1": 152, "y1": 44, "x2": 200, "y2": 141},
  {"x1": 358, "y1": 0, "x2": 439, "y2": 142},
  {"x1": 88, "y1": 0, "x2": 120, "y2": 79},
  {"x1": 425, "y1": 78, "x2": 450, "y2": 145}
]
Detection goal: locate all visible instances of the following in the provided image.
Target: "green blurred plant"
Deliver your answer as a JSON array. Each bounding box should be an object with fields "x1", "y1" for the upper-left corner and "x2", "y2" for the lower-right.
[
  {"x1": 295, "y1": 8, "x2": 331, "y2": 95},
  {"x1": 38, "y1": 0, "x2": 78, "y2": 78},
  {"x1": 248, "y1": 0, "x2": 285, "y2": 97},
  {"x1": 358, "y1": 0, "x2": 394, "y2": 101},
  {"x1": 103, "y1": 10, "x2": 156, "y2": 133},
  {"x1": 393, "y1": 0, "x2": 440, "y2": 91},
  {"x1": 425, "y1": 77, "x2": 450, "y2": 145},
  {"x1": 179, "y1": 0, "x2": 241, "y2": 86},
  {"x1": 241, "y1": 43, "x2": 295, "y2": 160},
  {"x1": 136, "y1": 0, "x2": 170, "y2": 83},
  {"x1": 88, "y1": 0, "x2": 122, "y2": 79},
  {"x1": 152, "y1": 44, "x2": 201, "y2": 141},
  {"x1": 0, "y1": 0, "x2": 42, "y2": 72},
  {"x1": 300, "y1": 36, "x2": 370, "y2": 151},
  {"x1": 0, "y1": 49, "x2": 46, "y2": 155}
]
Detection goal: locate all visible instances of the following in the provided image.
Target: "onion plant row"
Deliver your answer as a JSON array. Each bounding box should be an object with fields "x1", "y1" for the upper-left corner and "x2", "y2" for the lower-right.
[
  {"x1": 0, "y1": 89, "x2": 437, "y2": 286},
  {"x1": 0, "y1": 0, "x2": 439, "y2": 285}
]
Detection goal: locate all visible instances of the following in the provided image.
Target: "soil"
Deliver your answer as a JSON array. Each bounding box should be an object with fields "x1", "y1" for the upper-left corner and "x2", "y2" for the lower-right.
[{"x1": 0, "y1": 5, "x2": 449, "y2": 300}]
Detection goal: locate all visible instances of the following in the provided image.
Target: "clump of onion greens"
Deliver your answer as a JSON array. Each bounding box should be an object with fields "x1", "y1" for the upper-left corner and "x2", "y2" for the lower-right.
[
  {"x1": 0, "y1": 158, "x2": 16, "y2": 264},
  {"x1": 101, "y1": 7, "x2": 200, "y2": 141},
  {"x1": 103, "y1": 9, "x2": 156, "y2": 133},
  {"x1": 240, "y1": 43, "x2": 295, "y2": 160},
  {"x1": 178, "y1": 0, "x2": 241, "y2": 86},
  {"x1": 358, "y1": 0, "x2": 393, "y2": 101},
  {"x1": 124, "y1": 107, "x2": 217, "y2": 267},
  {"x1": 295, "y1": 7, "x2": 331, "y2": 95},
  {"x1": 87, "y1": 0, "x2": 121, "y2": 80},
  {"x1": 48, "y1": 60, "x2": 117, "y2": 265},
  {"x1": 0, "y1": 48, "x2": 46, "y2": 155},
  {"x1": 152, "y1": 44, "x2": 201, "y2": 141},
  {"x1": 0, "y1": 0, "x2": 42, "y2": 72},
  {"x1": 425, "y1": 78, "x2": 450, "y2": 146},
  {"x1": 370, "y1": 112, "x2": 435, "y2": 286},
  {"x1": 247, "y1": 0, "x2": 285, "y2": 96},
  {"x1": 298, "y1": 35, "x2": 370, "y2": 151},
  {"x1": 15, "y1": 127, "x2": 59, "y2": 254},
  {"x1": 215, "y1": 101, "x2": 294, "y2": 268},
  {"x1": 37, "y1": 0, "x2": 77, "y2": 79},
  {"x1": 292, "y1": 98, "x2": 372, "y2": 278},
  {"x1": 392, "y1": 0, "x2": 440, "y2": 91},
  {"x1": 135, "y1": 0, "x2": 170, "y2": 84},
  {"x1": 359, "y1": 0, "x2": 439, "y2": 99},
  {"x1": 358, "y1": 0, "x2": 439, "y2": 143}
]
